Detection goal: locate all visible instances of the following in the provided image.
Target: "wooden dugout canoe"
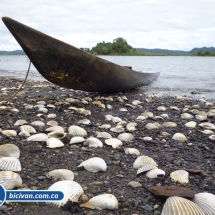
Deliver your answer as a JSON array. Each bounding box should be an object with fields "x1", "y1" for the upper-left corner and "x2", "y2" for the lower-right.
[{"x1": 2, "y1": 17, "x2": 159, "y2": 92}]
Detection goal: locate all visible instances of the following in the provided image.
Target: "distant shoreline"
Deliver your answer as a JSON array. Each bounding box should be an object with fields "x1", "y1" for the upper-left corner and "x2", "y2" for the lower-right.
[{"x1": 1, "y1": 47, "x2": 215, "y2": 56}]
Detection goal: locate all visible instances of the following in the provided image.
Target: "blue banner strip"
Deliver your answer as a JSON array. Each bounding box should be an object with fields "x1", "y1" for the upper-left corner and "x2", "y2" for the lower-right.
[{"x1": 6, "y1": 190, "x2": 64, "y2": 202}]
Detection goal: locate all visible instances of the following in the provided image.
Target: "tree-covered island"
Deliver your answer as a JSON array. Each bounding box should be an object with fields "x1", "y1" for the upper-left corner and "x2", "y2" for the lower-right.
[
  {"x1": 80, "y1": 37, "x2": 163, "y2": 56},
  {"x1": 196, "y1": 50, "x2": 215, "y2": 56}
]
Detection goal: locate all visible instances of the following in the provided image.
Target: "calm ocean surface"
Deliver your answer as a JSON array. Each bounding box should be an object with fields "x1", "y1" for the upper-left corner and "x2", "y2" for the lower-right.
[{"x1": 0, "y1": 55, "x2": 214, "y2": 99}]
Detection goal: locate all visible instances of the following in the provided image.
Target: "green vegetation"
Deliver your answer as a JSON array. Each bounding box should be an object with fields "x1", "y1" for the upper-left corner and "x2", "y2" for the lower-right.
[
  {"x1": 90, "y1": 37, "x2": 163, "y2": 56},
  {"x1": 196, "y1": 50, "x2": 215, "y2": 56}
]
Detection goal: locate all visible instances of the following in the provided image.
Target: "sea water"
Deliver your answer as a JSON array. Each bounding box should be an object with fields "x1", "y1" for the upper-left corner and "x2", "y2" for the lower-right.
[{"x1": 0, "y1": 55, "x2": 215, "y2": 99}]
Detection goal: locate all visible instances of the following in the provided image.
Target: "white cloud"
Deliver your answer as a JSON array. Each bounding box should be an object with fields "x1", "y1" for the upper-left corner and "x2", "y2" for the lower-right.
[{"x1": 0, "y1": 0, "x2": 215, "y2": 51}]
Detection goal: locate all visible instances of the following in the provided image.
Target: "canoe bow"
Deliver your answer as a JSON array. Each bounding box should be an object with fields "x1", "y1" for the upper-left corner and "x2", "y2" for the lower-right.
[{"x1": 2, "y1": 17, "x2": 159, "y2": 92}]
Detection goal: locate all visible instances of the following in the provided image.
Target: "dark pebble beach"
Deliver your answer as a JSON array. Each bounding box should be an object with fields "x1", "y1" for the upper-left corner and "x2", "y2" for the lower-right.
[{"x1": 0, "y1": 77, "x2": 214, "y2": 215}]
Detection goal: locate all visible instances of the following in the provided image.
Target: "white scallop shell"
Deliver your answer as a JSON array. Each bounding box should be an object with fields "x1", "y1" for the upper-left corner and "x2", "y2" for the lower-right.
[
  {"x1": 77, "y1": 119, "x2": 91, "y2": 125},
  {"x1": 46, "y1": 137, "x2": 64, "y2": 148},
  {"x1": 0, "y1": 171, "x2": 22, "y2": 189},
  {"x1": 31, "y1": 121, "x2": 45, "y2": 127},
  {"x1": 193, "y1": 192, "x2": 215, "y2": 215},
  {"x1": 38, "y1": 107, "x2": 48, "y2": 113},
  {"x1": 172, "y1": 133, "x2": 187, "y2": 143},
  {"x1": 163, "y1": 122, "x2": 177, "y2": 127},
  {"x1": 45, "y1": 126, "x2": 64, "y2": 133},
  {"x1": 141, "y1": 111, "x2": 153, "y2": 118},
  {"x1": 136, "y1": 115, "x2": 147, "y2": 121},
  {"x1": 92, "y1": 100, "x2": 105, "y2": 108},
  {"x1": 185, "y1": 121, "x2": 197, "y2": 128},
  {"x1": 46, "y1": 169, "x2": 74, "y2": 181},
  {"x1": 145, "y1": 123, "x2": 159, "y2": 130},
  {"x1": 2, "y1": 130, "x2": 17, "y2": 137},
  {"x1": 112, "y1": 117, "x2": 122, "y2": 123},
  {"x1": 170, "y1": 106, "x2": 180, "y2": 111},
  {"x1": 0, "y1": 157, "x2": 21, "y2": 171},
  {"x1": 47, "y1": 180, "x2": 84, "y2": 207},
  {"x1": 157, "y1": 106, "x2": 166, "y2": 111},
  {"x1": 99, "y1": 124, "x2": 111, "y2": 129},
  {"x1": 47, "y1": 113, "x2": 57, "y2": 118},
  {"x1": 153, "y1": 116, "x2": 164, "y2": 120},
  {"x1": 68, "y1": 126, "x2": 87, "y2": 137},
  {"x1": 25, "y1": 104, "x2": 34, "y2": 109},
  {"x1": 181, "y1": 113, "x2": 193, "y2": 119},
  {"x1": 209, "y1": 135, "x2": 215, "y2": 140},
  {"x1": 126, "y1": 122, "x2": 137, "y2": 131},
  {"x1": 161, "y1": 196, "x2": 205, "y2": 215},
  {"x1": 199, "y1": 122, "x2": 215, "y2": 130},
  {"x1": 110, "y1": 126, "x2": 124, "y2": 133},
  {"x1": 124, "y1": 148, "x2": 140, "y2": 156},
  {"x1": 192, "y1": 104, "x2": 200, "y2": 108},
  {"x1": 143, "y1": 136, "x2": 152, "y2": 141},
  {"x1": 132, "y1": 100, "x2": 141, "y2": 105},
  {"x1": 84, "y1": 96, "x2": 92, "y2": 101},
  {"x1": 81, "y1": 109, "x2": 91, "y2": 116},
  {"x1": 170, "y1": 170, "x2": 189, "y2": 184},
  {"x1": 85, "y1": 137, "x2": 103, "y2": 148},
  {"x1": 35, "y1": 104, "x2": 45, "y2": 109},
  {"x1": 47, "y1": 131, "x2": 66, "y2": 139},
  {"x1": 20, "y1": 125, "x2": 36, "y2": 133},
  {"x1": 105, "y1": 138, "x2": 123, "y2": 148},
  {"x1": 133, "y1": 156, "x2": 158, "y2": 169},
  {"x1": 117, "y1": 133, "x2": 134, "y2": 142},
  {"x1": 96, "y1": 131, "x2": 112, "y2": 139},
  {"x1": 14, "y1": 119, "x2": 27, "y2": 126},
  {"x1": 77, "y1": 157, "x2": 107, "y2": 172},
  {"x1": 201, "y1": 130, "x2": 214, "y2": 134},
  {"x1": 18, "y1": 130, "x2": 30, "y2": 137},
  {"x1": 89, "y1": 194, "x2": 118, "y2": 210},
  {"x1": 146, "y1": 169, "x2": 165, "y2": 178},
  {"x1": 27, "y1": 133, "x2": 48, "y2": 141},
  {"x1": 70, "y1": 136, "x2": 85, "y2": 144},
  {"x1": 195, "y1": 112, "x2": 207, "y2": 121},
  {"x1": 161, "y1": 132, "x2": 171, "y2": 137},
  {"x1": 189, "y1": 109, "x2": 200, "y2": 114},
  {"x1": 37, "y1": 113, "x2": 43, "y2": 117},
  {"x1": 137, "y1": 164, "x2": 158, "y2": 175},
  {"x1": 208, "y1": 109, "x2": 215, "y2": 117},
  {"x1": 46, "y1": 104, "x2": 55, "y2": 108},
  {"x1": 119, "y1": 108, "x2": 127, "y2": 112},
  {"x1": 105, "y1": 115, "x2": 113, "y2": 121},
  {"x1": 160, "y1": 113, "x2": 169, "y2": 118},
  {"x1": 37, "y1": 101, "x2": 46, "y2": 105},
  {"x1": 0, "y1": 144, "x2": 20, "y2": 158},
  {"x1": 47, "y1": 120, "x2": 58, "y2": 127},
  {"x1": 117, "y1": 121, "x2": 127, "y2": 126}
]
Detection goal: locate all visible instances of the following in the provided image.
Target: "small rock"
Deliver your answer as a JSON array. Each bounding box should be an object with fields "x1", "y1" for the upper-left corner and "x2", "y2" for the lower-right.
[
  {"x1": 148, "y1": 186, "x2": 196, "y2": 198},
  {"x1": 128, "y1": 181, "x2": 142, "y2": 188},
  {"x1": 139, "y1": 204, "x2": 153, "y2": 211},
  {"x1": 37, "y1": 176, "x2": 46, "y2": 180},
  {"x1": 154, "y1": 210, "x2": 161, "y2": 215},
  {"x1": 79, "y1": 194, "x2": 89, "y2": 201},
  {"x1": 79, "y1": 202, "x2": 95, "y2": 210}
]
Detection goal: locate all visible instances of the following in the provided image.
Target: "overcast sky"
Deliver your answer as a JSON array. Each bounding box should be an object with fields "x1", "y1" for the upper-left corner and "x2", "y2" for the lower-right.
[{"x1": 0, "y1": 0, "x2": 215, "y2": 51}]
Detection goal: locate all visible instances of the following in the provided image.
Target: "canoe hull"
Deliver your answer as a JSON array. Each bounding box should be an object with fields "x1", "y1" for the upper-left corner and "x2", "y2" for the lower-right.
[{"x1": 2, "y1": 17, "x2": 159, "y2": 92}]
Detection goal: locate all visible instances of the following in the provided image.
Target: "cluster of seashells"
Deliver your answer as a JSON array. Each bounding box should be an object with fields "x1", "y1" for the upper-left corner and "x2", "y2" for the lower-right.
[
  {"x1": 162, "y1": 193, "x2": 215, "y2": 215},
  {"x1": 134, "y1": 155, "x2": 165, "y2": 178},
  {"x1": 0, "y1": 88, "x2": 215, "y2": 213}
]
